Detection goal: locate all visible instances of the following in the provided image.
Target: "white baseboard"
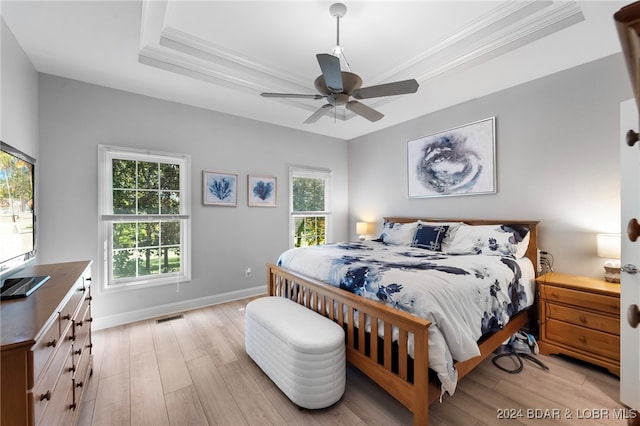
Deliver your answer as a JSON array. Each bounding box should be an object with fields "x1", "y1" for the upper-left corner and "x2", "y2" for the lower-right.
[{"x1": 92, "y1": 285, "x2": 265, "y2": 330}]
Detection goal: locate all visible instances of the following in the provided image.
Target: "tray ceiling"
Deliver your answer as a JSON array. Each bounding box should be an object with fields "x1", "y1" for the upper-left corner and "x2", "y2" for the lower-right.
[{"x1": 1, "y1": 1, "x2": 629, "y2": 140}]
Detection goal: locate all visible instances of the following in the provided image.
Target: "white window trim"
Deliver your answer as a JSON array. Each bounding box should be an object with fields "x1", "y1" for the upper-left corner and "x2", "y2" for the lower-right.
[
  {"x1": 289, "y1": 166, "x2": 332, "y2": 248},
  {"x1": 98, "y1": 144, "x2": 192, "y2": 293}
]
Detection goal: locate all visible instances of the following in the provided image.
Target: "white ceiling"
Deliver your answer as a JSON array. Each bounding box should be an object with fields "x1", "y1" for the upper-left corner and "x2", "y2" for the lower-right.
[{"x1": 1, "y1": 1, "x2": 629, "y2": 140}]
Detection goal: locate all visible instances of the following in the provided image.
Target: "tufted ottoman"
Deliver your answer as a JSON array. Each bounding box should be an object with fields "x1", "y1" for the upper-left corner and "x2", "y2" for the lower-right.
[{"x1": 245, "y1": 296, "x2": 346, "y2": 409}]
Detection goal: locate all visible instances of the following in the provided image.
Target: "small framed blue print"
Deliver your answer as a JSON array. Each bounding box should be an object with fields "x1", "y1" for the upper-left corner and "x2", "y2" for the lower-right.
[
  {"x1": 407, "y1": 117, "x2": 496, "y2": 198},
  {"x1": 248, "y1": 175, "x2": 277, "y2": 207},
  {"x1": 203, "y1": 171, "x2": 237, "y2": 206}
]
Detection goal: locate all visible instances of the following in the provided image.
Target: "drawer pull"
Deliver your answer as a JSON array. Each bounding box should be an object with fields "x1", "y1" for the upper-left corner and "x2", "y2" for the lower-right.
[
  {"x1": 74, "y1": 349, "x2": 82, "y2": 356},
  {"x1": 85, "y1": 295, "x2": 93, "y2": 301},
  {"x1": 46, "y1": 338, "x2": 57, "y2": 348},
  {"x1": 69, "y1": 403, "x2": 77, "y2": 410},
  {"x1": 68, "y1": 335, "x2": 76, "y2": 342},
  {"x1": 78, "y1": 286, "x2": 86, "y2": 293},
  {"x1": 579, "y1": 315, "x2": 587, "y2": 323},
  {"x1": 76, "y1": 320, "x2": 84, "y2": 327},
  {"x1": 76, "y1": 381, "x2": 84, "y2": 388},
  {"x1": 87, "y1": 317, "x2": 93, "y2": 323},
  {"x1": 578, "y1": 335, "x2": 586, "y2": 343},
  {"x1": 62, "y1": 314, "x2": 71, "y2": 321},
  {"x1": 68, "y1": 366, "x2": 76, "y2": 373},
  {"x1": 40, "y1": 390, "x2": 51, "y2": 401},
  {"x1": 86, "y1": 343, "x2": 93, "y2": 350}
]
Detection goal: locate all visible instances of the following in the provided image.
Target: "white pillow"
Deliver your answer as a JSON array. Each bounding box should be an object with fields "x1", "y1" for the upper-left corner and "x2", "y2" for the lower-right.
[
  {"x1": 442, "y1": 224, "x2": 530, "y2": 258},
  {"x1": 379, "y1": 221, "x2": 419, "y2": 245}
]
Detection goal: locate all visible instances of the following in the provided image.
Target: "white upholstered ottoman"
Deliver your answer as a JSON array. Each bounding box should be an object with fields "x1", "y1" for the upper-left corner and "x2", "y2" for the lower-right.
[{"x1": 245, "y1": 296, "x2": 346, "y2": 409}]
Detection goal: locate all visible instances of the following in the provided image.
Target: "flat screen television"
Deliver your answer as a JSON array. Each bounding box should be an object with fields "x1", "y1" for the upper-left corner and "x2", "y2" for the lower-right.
[{"x1": 0, "y1": 141, "x2": 37, "y2": 278}]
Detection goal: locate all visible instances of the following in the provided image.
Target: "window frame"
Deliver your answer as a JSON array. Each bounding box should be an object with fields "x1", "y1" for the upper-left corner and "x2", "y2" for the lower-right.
[
  {"x1": 289, "y1": 166, "x2": 332, "y2": 248},
  {"x1": 98, "y1": 144, "x2": 191, "y2": 292}
]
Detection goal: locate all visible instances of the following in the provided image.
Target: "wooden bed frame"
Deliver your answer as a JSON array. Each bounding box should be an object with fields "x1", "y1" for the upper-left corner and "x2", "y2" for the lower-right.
[{"x1": 267, "y1": 218, "x2": 539, "y2": 425}]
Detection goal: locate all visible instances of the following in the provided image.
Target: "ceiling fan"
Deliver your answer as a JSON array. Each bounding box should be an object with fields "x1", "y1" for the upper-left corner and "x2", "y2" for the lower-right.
[{"x1": 260, "y1": 3, "x2": 419, "y2": 124}]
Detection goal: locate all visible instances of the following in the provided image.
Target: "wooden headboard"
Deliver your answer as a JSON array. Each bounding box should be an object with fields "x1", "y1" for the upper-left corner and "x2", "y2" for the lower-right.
[{"x1": 383, "y1": 217, "x2": 540, "y2": 274}]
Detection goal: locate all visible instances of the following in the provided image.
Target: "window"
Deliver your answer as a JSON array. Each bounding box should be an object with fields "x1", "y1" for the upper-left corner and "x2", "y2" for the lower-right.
[
  {"x1": 289, "y1": 167, "x2": 331, "y2": 248},
  {"x1": 98, "y1": 145, "x2": 191, "y2": 290}
]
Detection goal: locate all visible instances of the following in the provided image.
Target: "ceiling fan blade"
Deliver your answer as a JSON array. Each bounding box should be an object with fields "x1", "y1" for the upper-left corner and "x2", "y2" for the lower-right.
[
  {"x1": 316, "y1": 54, "x2": 343, "y2": 93},
  {"x1": 345, "y1": 101, "x2": 384, "y2": 122},
  {"x1": 352, "y1": 79, "x2": 419, "y2": 100},
  {"x1": 261, "y1": 93, "x2": 325, "y2": 100},
  {"x1": 304, "y1": 104, "x2": 333, "y2": 124}
]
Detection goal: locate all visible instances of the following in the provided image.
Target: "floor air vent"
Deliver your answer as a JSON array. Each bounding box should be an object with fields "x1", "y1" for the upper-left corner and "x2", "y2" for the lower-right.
[{"x1": 155, "y1": 314, "x2": 184, "y2": 323}]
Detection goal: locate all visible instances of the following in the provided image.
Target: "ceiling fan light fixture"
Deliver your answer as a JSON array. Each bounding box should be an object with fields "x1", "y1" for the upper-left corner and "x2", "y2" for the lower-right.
[{"x1": 259, "y1": 1, "x2": 419, "y2": 124}]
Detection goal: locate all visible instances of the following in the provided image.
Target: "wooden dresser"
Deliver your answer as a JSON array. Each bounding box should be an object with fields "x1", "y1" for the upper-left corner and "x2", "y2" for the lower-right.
[
  {"x1": 536, "y1": 272, "x2": 620, "y2": 376},
  {"x1": 1, "y1": 261, "x2": 93, "y2": 426}
]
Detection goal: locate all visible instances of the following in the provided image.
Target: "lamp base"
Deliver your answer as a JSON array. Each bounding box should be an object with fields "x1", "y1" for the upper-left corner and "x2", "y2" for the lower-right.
[{"x1": 604, "y1": 266, "x2": 620, "y2": 283}]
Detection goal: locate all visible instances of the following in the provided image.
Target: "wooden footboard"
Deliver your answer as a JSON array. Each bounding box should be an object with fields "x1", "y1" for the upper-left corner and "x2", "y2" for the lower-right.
[{"x1": 268, "y1": 264, "x2": 432, "y2": 425}]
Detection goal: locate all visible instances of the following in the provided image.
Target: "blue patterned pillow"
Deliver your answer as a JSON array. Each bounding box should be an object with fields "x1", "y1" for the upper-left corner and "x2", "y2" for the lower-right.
[
  {"x1": 412, "y1": 224, "x2": 450, "y2": 251},
  {"x1": 379, "y1": 221, "x2": 419, "y2": 245}
]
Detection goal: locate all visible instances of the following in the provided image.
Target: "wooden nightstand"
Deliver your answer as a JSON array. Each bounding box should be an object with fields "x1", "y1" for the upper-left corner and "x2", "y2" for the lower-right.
[{"x1": 536, "y1": 272, "x2": 620, "y2": 376}]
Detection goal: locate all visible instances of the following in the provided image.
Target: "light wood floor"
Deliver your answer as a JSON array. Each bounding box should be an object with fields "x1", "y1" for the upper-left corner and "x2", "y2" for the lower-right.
[{"x1": 78, "y1": 296, "x2": 628, "y2": 426}]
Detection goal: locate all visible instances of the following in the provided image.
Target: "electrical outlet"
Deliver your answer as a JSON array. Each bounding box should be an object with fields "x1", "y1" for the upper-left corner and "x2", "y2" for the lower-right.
[{"x1": 245, "y1": 267, "x2": 252, "y2": 278}]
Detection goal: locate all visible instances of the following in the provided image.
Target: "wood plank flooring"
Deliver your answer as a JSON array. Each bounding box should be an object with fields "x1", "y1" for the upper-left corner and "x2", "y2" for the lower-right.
[{"x1": 78, "y1": 296, "x2": 629, "y2": 426}]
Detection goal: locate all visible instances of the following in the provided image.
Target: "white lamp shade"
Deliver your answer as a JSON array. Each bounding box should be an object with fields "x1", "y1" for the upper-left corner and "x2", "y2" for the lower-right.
[
  {"x1": 356, "y1": 222, "x2": 369, "y2": 235},
  {"x1": 597, "y1": 234, "x2": 621, "y2": 259}
]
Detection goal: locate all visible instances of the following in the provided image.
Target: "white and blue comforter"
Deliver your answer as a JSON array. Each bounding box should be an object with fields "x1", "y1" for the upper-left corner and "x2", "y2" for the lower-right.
[{"x1": 277, "y1": 240, "x2": 535, "y2": 396}]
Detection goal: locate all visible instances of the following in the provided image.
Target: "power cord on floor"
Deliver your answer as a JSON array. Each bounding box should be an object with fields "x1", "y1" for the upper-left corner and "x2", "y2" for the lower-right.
[{"x1": 492, "y1": 331, "x2": 550, "y2": 374}]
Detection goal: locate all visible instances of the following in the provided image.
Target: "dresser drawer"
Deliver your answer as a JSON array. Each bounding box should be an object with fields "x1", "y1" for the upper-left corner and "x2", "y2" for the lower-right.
[
  {"x1": 32, "y1": 319, "x2": 61, "y2": 382},
  {"x1": 39, "y1": 372, "x2": 75, "y2": 426},
  {"x1": 58, "y1": 284, "x2": 86, "y2": 333},
  {"x1": 541, "y1": 285, "x2": 619, "y2": 315},
  {"x1": 32, "y1": 328, "x2": 74, "y2": 426},
  {"x1": 544, "y1": 319, "x2": 620, "y2": 361},
  {"x1": 545, "y1": 303, "x2": 619, "y2": 335}
]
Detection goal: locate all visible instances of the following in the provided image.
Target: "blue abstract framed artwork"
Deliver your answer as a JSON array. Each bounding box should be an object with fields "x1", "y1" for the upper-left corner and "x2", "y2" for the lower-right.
[
  {"x1": 248, "y1": 175, "x2": 277, "y2": 207},
  {"x1": 407, "y1": 117, "x2": 496, "y2": 198},
  {"x1": 203, "y1": 171, "x2": 237, "y2": 206}
]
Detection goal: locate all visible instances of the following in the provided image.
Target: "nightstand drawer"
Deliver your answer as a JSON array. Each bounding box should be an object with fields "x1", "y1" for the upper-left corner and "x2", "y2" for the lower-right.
[
  {"x1": 545, "y1": 303, "x2": 619, "y2": 335},
  {"x1": 545, "y1": 319, "x2": 619, "y2": 361},
  {"x1": 541, "y1": 285, "x2": 619, "y2": 315}
]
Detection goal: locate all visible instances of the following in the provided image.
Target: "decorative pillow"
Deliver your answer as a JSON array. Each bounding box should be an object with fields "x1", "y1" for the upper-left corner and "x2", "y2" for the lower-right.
[
  {"x1": 442, "y1": 224, "x2": 530, "y2": 258},
  {"x1": 379, "y1": 221, "x2": 419, "y2": 245},
  {"x1": 411, "y1": 223, "x2": 450, "y2": 251}
]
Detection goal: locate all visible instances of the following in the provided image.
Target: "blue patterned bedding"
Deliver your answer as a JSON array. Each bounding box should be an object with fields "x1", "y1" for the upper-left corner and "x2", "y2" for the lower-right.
[{"x1": 277, "y1": 240, "x2": 535, "y2": 396}]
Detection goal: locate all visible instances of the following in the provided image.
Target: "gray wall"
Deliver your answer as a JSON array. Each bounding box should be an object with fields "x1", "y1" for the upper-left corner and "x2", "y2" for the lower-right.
[
  {"x1": 37, "y1": 74, "x2": 349, "y2": 327},
  {"x1": 348, "y1": 53, "x2": 631, "y2": 278},
  {"x1": 1, "y1": 18, "x2": 38, "y2": 161}
]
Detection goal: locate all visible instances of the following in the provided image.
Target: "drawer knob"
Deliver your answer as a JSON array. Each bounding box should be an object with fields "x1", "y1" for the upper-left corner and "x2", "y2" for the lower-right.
[
  {"x1": 629, "y1": 304, "x2": 640, "y2": 328},
  {"x1": 68, "y1": 335, "x2": 75, "y2": 342},
  {"x1": 69, "y1": 403, "x2": 77, "y2": 411},
  {"x1": 40, "y1": 390, "x2": 51, "y2": 401},
  {"x1": 85, "y1": 295, "x2": 93, "y2": 302},
  {"x1": 68, "y1": 366, "x2": 76, "y2": 373},
  {"x1": 578, "y1": 335, "x2": 586, "y2": 343},
  {"x1": 74, "y1": 349, "x2": 82, "y2": 356},
  {"x1": 62, "y1": 314, "x2": 71, "y2": 321},
  {"x1": 579, "y1": 315, "x2": 587, "y2": 323},
  {"x1": 77, "y1": 286, "x2": 86, "y2": 293},
  {"x1": 76, "y1": 381, "x2": 84, "y2": 388},
  {"x1": 76, "y1": 320, "x2": 84, "y2": 327},
  {"x1": 46, "y1": 339, "x2": 57, "y2": 348}
]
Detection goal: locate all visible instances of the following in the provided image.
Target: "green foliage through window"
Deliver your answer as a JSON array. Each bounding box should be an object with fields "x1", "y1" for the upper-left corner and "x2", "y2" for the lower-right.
[
  {"x1": 290, "y1": 170, "x2": 330, "y2": 248},
  {"x1": 110, "y1": 158, "x2": 182, "y2": 282}
]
